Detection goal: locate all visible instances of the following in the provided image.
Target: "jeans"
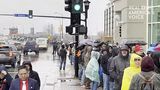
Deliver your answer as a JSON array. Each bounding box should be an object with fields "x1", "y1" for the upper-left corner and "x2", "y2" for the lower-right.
[
  {"x1": 69, "y1": 55, "x2": 74, "y2": 65},
  {"x1": 80, "y1": 67, "x2": 85, "y2": 86},
  {"x1": 78, "y1": 64, "x2": 83, "y2": 79},
  {"x1": 60, "y1": 58, "x2": 66, "y2": 70},
  {"x1": 109, "y1": 81, "x2": 115, "y2": 90},
  {"x1": 103, "y1": 73, "x2": 109, "y2": 90},
  {"x1": 91, "y1": 81, "x2": 98, "y2": 90}
]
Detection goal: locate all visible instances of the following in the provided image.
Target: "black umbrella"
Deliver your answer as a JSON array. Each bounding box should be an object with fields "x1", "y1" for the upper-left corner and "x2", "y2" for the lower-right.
[{"x1": 125, "y1": 40, "x2": 147, "y2": 46}]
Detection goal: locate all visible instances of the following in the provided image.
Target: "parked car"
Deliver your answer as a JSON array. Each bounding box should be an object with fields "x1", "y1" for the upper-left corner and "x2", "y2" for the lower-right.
[
  {"x1": 23, "y1": 41, "x2": 39, "y2": 55},
  {"x1": 0, "y1": 44, "x2": 21, "y2": 68},
  {"x1": 0, "y1": 40, "x2": 9, "y2": 45}
]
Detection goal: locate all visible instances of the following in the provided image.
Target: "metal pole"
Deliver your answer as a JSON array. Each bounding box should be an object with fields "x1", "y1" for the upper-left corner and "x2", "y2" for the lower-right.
[
  {"x1": 74, "y1": 13, "x2": 81, "y2": 78},
  {"x1": 84, "y1": 8, "x2": 88, "y2": 38},
  {"x1": 75, "y1": 27, "x2": 79, "y2": 77}
]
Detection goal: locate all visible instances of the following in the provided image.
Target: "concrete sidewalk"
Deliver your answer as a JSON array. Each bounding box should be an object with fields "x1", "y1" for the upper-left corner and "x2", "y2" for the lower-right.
[
  {"x1": 53, "y1": 63, "x2": 102, "y2": 90},
  {"x1": 38, "y1": 53, "x2": 102, "y2": 90}
]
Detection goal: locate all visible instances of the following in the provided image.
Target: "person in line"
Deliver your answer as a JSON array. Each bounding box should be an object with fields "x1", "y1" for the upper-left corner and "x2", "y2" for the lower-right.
[
  {"x1": 100, "y1": 46, "x2": 112, "y2": 90},
  {"x1": 59, "y1": 44, "x2": 67, "y2": 70},
  {"x1": 109, "y1": 44, "x2": 130, "y2": 90},
  {"x1": 83, "y1": 45, "x2": 92, "y2": 89},
  {"x1": 133, "y1": 44, "x2": 145, "y2": 57},
  {"x1": 0, "y1": 65, "x2": 13, "y2": 90},
  {"x1": 10, "y1": 65, "x2": 39, "y2": 90},
  {"x1": 85, "y1": 49, "x2": 100, "y2": 90},
  {"x1": 108, "y1": 46, "x2": 119, "y2": 90},
  {"x1": 121, "y1": 53, "x2": 142, "y2": 90},
  {"x1": 15, "y1": 61, "x2": 41, "y2": 90},
  {"x1": 129, "y1": 56, "x2": 160, "y2": 90}
]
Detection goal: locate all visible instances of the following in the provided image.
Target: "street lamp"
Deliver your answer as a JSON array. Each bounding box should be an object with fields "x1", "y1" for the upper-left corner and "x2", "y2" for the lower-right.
[
  {"x1": 83, "y1": 0, "x2": 90, "y2": 39},
  {"x1": 54, "y1": 12, "x2": 64, "y2": 41}
]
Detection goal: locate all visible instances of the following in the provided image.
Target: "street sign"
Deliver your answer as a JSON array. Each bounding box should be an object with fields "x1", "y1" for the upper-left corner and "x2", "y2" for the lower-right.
[{"x1": 14, "y1": 14, "x2": 28, "y2": 17}]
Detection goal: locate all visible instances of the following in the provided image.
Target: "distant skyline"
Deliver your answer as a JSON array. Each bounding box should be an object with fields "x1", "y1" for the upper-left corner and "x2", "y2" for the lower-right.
[{"x1": 0, "y1": 0, "x2": 108, "y2": 35}]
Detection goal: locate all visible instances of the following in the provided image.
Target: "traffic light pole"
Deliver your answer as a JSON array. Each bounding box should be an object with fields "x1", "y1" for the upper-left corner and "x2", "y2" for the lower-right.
[
  {"x1": 73, "y1": 13, "x2": 81, "y2": 78},
  {"x1": 74, "y1": 27, "x2": 79, "y2": 77}
]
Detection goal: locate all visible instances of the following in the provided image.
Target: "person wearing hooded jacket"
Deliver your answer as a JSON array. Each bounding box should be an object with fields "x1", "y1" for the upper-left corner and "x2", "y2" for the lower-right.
[
  {"x1": 15, "y1": 61, "x2": 41, "y2": 90},
  {"x1": 121, "y1": 53, "x2": 142, "y2": 90},
  {"x1": 108, "y1": 46, "x2": 119, "y2": 90},
  {"x1": 129, "y1": 56, "x2": 160, "y2": 90},
  {"x1": 85, "y1": 50, "x2": 100, "y2": 90},
  {"x1": 109, "y1": 44, "x2": 130, "y2": 90},
  {"x1": 100, "y1": 46, "x2": 112, "y2": 90}
]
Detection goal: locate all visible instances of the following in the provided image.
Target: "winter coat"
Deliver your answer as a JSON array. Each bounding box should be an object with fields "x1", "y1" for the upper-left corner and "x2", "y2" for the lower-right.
[
  {"x1": 85, "y1": 51, "x2": 100, "y2": 83},
  {"x1": 84, "y1": 46, "x2": 92, "y2": 68},
  {"x1": 129, "y1": 71, "x2": 160, "y2": 90},
  {"x1": 59, "y1": 48, "x2": 67, "y2": 59},
  {"x1": 15, "y1": 61, "x2": 41, "y2": 89},
  {"x1": 0, "y1": 73, "x2": 13, "y2": 90},
  {"x1": 109, "y1": 50, "x2": 130, "y2": 90},
  {"x1": 9, "y1": 78, "x2": 39, "y2": 90},
  {"x1": 121, "y1": 53, "x2": 142, "y2": 90},
  {"x1": 100, "y1": 53, "x2": 111, "y2": 75}
]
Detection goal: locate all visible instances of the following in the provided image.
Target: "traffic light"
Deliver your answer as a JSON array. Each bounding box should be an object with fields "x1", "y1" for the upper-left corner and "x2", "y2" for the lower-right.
[
  {"x1": 28, "y1": 10, "x2": 33, "y2": 19},
  {"x1": 66, "y1": 26, "x2": 73, "y2": 35},
  {"x1": 119, "y1": 26, "x2": 122, "y2": 37},
  {"x1": 71, "y1": 13, "x2": 81, "y2": 26},
  {"x1": 72, "y1": 0, "x2": 83, "y2": 13},
  {"x1": 79, "y1": 25, "x2": 87, "y2": 35},
  {"x1": 65, "y1": 0, "x2": 72, "y2": 12}
]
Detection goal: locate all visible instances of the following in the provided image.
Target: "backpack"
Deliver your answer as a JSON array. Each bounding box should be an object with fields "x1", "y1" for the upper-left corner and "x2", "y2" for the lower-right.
[{"x1": 138, "y1": 73, "x2": 155, "y2": 90}]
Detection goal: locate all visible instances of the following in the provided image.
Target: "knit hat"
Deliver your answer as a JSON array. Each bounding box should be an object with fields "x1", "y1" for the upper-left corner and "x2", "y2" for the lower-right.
[
  {"x1": 134, "y1": 45, "x2": 143, "y2": 52},
  {"x1": 141, "y1": 56, "x2": 154, "y2": 72}
]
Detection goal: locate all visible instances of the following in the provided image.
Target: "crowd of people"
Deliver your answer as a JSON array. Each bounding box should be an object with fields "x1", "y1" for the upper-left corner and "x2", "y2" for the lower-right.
[{"x1": 60, "y1": 40, "x2": 160, "y2": 90}]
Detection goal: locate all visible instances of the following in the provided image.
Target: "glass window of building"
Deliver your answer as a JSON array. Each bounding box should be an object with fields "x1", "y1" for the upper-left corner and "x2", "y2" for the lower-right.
[
  {"x1": 152, "y1": 23, "x2": 160, "y2": 42},
  {"x1": 148, "y1": 8, "x2": 151, "y2": 22},
  {"x1": 152, "y1": 7, "x2": 160, "y2": 22},
  {"x1": 153, "y1": 0, "x2": 160, "y2": 6},
  {"x1": 148, "y1": 0, "x2": 151, "y2": 6}
]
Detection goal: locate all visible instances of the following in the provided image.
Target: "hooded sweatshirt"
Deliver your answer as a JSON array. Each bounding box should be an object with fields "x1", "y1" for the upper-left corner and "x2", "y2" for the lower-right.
[{"x1": 121, "y1": 53, "x2": 142, "y2": 90}]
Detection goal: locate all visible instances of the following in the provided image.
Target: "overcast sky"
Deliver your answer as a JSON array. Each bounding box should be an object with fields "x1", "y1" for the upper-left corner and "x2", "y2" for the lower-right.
[{"x1": 0, "y1": 0, "x2": 108, "y2": 35}]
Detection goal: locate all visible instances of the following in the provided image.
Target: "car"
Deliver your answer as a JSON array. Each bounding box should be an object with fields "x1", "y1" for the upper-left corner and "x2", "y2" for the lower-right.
[
  {"x1": 36, "y1": 38, "x2": 48, "y2": 50},
  {"x1": 23, "y1": 41, "x2": 39, "y2": 55},
  {"x1": 0, "y1": 44, "x2": 21, "y2": 68},
  {"x1": 0, "y1": 40, "x2": 9, "y2": 45}
]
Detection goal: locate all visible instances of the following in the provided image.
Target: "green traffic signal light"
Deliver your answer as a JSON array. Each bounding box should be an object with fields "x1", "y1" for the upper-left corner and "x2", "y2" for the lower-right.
[
  {"x1": 74, "y1": 4, "x2": 81, "y2": 11},
  {"x1": 72, "y1": 0, "x2": 83, "y2": 13}
]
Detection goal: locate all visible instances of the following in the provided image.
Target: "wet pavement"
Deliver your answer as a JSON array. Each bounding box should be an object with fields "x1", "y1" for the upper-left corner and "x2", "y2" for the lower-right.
[
  {"x1": 8, "y1": 46, "x2": 102, "y2": 90},
  {"x1": 30, "y1": 47, "x2": 85, "y2": 90}
]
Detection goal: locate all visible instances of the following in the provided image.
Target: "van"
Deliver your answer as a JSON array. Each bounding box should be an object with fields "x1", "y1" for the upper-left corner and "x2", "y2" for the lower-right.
[{"x1": 36, "y1": 38, "x2": 48, "y2": 50}]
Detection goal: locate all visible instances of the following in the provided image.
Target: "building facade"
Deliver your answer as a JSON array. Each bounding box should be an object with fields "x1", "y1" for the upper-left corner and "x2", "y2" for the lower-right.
[
  {"x1": 148, "y1": 0, "x2": 160, "y2": 44},
  {"x1": 104, "y1": 2, "x2": 114, "y2": 42},
  {"x1": 105, "y1": 0, "x2": 147, "y2": 45}
]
